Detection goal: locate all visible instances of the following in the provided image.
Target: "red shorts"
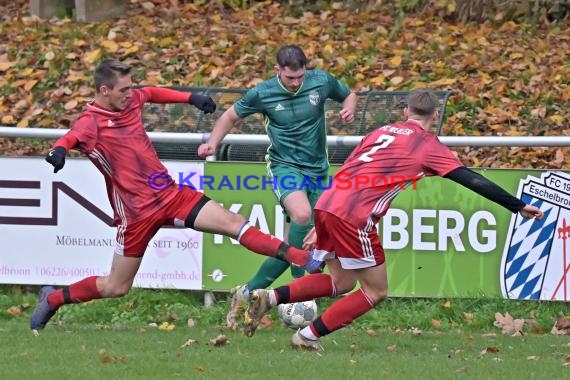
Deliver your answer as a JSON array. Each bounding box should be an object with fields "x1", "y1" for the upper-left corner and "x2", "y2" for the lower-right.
[
  {"x1": 314, "y1": 209, "x2": 385, "y2": 269},
  {"x1": 115, "y1": 188, "x2": 207, "y2": 257}
]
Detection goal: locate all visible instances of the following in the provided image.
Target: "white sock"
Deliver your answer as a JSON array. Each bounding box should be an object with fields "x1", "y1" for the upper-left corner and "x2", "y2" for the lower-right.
[
  {"x1": 240, "y1": 284, "x2": 250, "y2": 302},
  {"x1": 268, "y1": 289, "x2": 278, "y2": 306},
  {"x1": 300, "y1": 326, "x2": 318, "y2": 340},
  {"x1": 236, "y1": 222, "x2": 251, "y2": 241}
]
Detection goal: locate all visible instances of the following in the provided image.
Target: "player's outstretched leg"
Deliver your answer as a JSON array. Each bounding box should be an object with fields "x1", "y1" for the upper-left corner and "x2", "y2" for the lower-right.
[
  {"x1": 291, "y1": 329, "x2": 324, "y2": 351},
  {"x1": 243, "y1": 289, "x2": 273, "y2": 337},
  {"x1": 30, "y1": 286, "x2": 58, "y2": 331}
]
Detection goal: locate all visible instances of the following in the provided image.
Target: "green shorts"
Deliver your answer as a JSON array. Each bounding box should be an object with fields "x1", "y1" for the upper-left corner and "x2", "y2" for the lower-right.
[{"x1": 267, "y1": 165, "x2": 329, "y2": 218}]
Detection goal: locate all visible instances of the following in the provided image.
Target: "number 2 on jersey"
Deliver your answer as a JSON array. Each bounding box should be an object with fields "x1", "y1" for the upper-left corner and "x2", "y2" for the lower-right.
[{"x1": 358, "y1": 134, "x2": 396, "y2": 162}]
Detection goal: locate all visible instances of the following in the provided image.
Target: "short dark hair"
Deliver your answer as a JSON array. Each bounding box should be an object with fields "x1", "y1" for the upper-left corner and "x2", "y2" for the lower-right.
[
  {"x1": 276, "y1": 45, "x2": 307, "y2": 70},
  {"x1": 406, "y1": 89, "x2": 439, "y2": 117},
  {"x1": 94, "y1": 59, "x2": 132, "y2": 93}
]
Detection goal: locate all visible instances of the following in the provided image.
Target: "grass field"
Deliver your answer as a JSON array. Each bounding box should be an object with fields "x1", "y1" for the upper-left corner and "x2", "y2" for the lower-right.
[{"x1": 1, "y1": 287, "x2": 569, "y2": 379}]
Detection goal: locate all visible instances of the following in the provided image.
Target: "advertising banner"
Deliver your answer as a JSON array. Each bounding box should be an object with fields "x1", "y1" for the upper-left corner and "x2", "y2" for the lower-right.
[
  {"x1": 202, "y1": 163, "x2": 570, "y2": 301},
  {"x1": 0, "y1": 157, "x2": 204, "y2": 290},
  {"x1": 2, "y1": 158, "x2": 568, "y2": 300}
]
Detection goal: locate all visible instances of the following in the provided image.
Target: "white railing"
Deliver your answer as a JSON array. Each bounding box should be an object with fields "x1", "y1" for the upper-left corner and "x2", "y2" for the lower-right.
[{"x1": 1, "y1": 126, "x2": 570, "y2": 147}]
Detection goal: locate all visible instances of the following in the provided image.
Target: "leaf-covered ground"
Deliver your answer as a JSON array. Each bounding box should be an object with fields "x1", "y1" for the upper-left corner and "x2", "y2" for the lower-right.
[{"x1": 1, "y1": 0, "x2": 569, "y2": 167}]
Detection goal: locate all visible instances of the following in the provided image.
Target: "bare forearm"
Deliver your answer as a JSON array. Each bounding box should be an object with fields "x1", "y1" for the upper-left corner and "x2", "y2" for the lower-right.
[
  {"x1": 342, "y1": 92, "x2": 357, "y2": 113},
  {"x1": 208, "y1": 107, "x2": 240, "y2": 148}
]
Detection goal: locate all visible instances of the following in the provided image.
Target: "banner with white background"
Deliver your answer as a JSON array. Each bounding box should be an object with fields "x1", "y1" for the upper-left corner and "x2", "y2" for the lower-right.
[{"x1": 0, "y1": 157, "x2": 204, "y2": 289}]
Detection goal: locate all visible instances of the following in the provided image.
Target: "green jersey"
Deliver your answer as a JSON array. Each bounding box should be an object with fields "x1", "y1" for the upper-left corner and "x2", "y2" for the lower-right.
[{"x1": 234, "y1": 70, "x2": 351, "y2": 176}]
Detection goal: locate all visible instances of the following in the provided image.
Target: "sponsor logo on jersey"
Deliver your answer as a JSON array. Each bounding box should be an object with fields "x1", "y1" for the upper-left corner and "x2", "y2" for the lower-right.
[
  {"x1": 309, "y1": 90, "x2": 320, "y2": 106},
  {"x1": 500, "y1": 171, "x2": 570, "y2": 301},
  {"x1": 275, "y1": 104, "x2": 285, "y2": 111}
]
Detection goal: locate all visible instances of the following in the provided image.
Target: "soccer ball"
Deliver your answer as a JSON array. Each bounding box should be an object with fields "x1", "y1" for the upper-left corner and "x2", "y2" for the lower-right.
[{"x1": 277, "y1": 300, "x2": 318, "y2": 329}]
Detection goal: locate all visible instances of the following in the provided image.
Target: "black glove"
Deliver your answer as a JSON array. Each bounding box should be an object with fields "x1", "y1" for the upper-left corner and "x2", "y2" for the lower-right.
[
  {"x1": 45, "y1": 146, "x2": 67, "y2": 173},
  {"x1": 189, "y1": 94, "x2": 216, "y2": 114}
]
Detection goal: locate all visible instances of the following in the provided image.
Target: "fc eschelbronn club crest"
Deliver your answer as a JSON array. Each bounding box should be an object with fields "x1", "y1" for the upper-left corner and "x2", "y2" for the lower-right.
[{"x1": 500, "y1": 171, "x2": 570, "y2": 301}]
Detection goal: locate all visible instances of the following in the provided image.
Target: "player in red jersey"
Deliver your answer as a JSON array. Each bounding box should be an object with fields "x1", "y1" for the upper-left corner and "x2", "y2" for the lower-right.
[
  {"x1": 31, "y1": 59, "x2": 322, "y2": 332},
  {"x1": 242, "y1": 89, "x2": 544, "y2": 349}
]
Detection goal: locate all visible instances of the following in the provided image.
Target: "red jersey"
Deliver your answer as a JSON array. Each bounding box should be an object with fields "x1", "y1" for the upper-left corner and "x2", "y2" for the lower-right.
[
  {"x1": 53, "y1": 87, "x2": 190, "y2": 225},
  {"x1": 316, "y1": 119, "x2": 463, "y2": 231}
]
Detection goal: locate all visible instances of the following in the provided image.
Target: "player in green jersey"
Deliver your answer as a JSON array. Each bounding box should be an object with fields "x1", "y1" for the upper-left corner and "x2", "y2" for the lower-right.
[{"x1": 198, "y1": 45, "x2": 357, "y2": 330}]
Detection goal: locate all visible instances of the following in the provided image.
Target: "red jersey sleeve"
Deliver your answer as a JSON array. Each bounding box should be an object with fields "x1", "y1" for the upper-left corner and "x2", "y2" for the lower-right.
[
  {"x1": 420, "y1": 133, "x2": 463, "y2": 176},
  {"x1": 55, "y1": 114, "x2": 98, "y2": 154},
  {"x1": 139, "y1": 87, "x2": 191, "y2": 104}
]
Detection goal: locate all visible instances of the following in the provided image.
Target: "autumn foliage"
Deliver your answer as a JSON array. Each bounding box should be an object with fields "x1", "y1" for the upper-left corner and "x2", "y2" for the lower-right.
[{"x1": 0, "y1": 0, "x2": 569, "y2": 167}]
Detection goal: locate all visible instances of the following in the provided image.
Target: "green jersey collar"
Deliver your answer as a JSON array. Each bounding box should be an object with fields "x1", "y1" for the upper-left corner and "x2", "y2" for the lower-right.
[{"x1": 276, "y1": 74, "x2": 304, "y2": 95}]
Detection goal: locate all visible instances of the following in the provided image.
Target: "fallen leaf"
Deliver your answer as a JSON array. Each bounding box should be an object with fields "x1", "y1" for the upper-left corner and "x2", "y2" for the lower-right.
[
  {"x1": 494, "y1": 312, "x2": 524, "y2": 336},
  {"x1": 83, "y1": 49, "x2": 102, "y2": 65},
  {"x1": 158, "y1": 322, "x2": 175, "y2": 331},
  {"x1": 442, "y1": 301, "x2": 452, "y2": 308},
  {"x1": 480, "y1": 346, "x2": 500, "y2": 357},
  {"x1": 24, "y1": 80, "x2": 38, "y2": 92},
  {"x1": 432, "y1": 319, "x2": 442, "y2": 328},
  {"x1": 366, "y1": 329, "x2": 377, "y2": 336},
  {"x1": 1, "y1": 115, "x2": 14, "y2": 124},
  {"x1": 411, "y1": 327, "x2": 423, "y2": 336},
  {"x1": 551, "y1": 316, "x2": 570, "y2": 335},
  {"x1": 101, "y1": 40, "x2": 119, "y2": 53},
  {"x1": 181, "y1": 338, "x2": 198, "y2": 348},
  {"x1": 463, "y1": 312, "x2": 474, "y2": 320},
  {"x1": 17, "y1": 117, "x2": 30, "y2": 128},
  {"x1": 64, "y1": 100, "x2": 78, "y2": 111},
  {"x1": 187, "y1": 318, "x2": 196, "y2": 328},
  {"x1": 0, "y1": 61, "x2": 15, "y2": 71},
  {"x1": 387, "y1": 344, "x2": 397, "y2": 352},
  {"x1": 209, "y1": 334, "x2": 229, "y2": 346},
  {"x1": 390, "y1": 76, "x2": 404, "y2": 85},
  {"x1": 98, "y1": 349, "x2": 128, "y2": 364},
  {"x1": 527, "y1": 355, "x2": 539, "y2": 361},
  {"x1": 390, "y1": 55, "x2": 402, "y2": 67},
  {"x1": 7, "y1": 306, "x2": 21, "y2": 317}
]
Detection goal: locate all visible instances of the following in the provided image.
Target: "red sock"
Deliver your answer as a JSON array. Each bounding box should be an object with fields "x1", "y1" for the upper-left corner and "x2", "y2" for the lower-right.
[
  {"x1": 287, "y1": 273, "x2": 335, "y2": 302},
  {"x1": 238, "y1": 225, "x2": 307, "y2": 266},
  {"x1": 309, "y1": 288, "x2": 375, "y2": 337},
  {"x1": 47, "y1": 276, "x2": 102, "y2": 309}
]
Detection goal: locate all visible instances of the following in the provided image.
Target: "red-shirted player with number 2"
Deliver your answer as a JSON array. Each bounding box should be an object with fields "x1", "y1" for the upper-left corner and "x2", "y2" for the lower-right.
[
  {"x1": 31, "y1": 59, "x2": 322, "y2": 332},
  {"x1": 243, "y1": 89, "x2": 544, "y2": 350}
]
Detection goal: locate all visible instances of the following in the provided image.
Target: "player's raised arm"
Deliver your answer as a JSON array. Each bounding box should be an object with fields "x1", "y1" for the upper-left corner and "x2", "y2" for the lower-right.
[
  {"x1": 198, "y1": 105, "x2": 241, "y2": 157},
  {"x1": 141, "y1": 86, "x2": 216, "y2": 113},
  {"x1": 339, "y1": 91, "x2": 357, "y2": 123},
  {"x1": 444, "y1": 166, "x2": 544, "y2": 220}
]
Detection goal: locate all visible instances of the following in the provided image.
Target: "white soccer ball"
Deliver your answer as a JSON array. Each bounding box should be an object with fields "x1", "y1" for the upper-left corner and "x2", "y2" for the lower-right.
[{"x1": 277, "y1": 300, "x2": 318, "y2": 329}]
